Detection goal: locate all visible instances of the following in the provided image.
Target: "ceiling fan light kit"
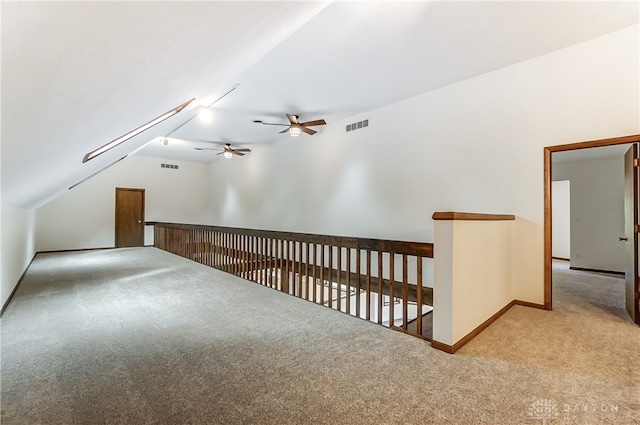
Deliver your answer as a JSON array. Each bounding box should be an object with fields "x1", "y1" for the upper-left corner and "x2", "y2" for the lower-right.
[{"x1": 289, "y1": 127, "x2": 301, "y2": 137}]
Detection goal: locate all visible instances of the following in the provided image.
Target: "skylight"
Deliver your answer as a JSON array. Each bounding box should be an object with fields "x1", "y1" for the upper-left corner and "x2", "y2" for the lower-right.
[{"x1": 82, "y1": 98, "x2": 194, "y2": 163}]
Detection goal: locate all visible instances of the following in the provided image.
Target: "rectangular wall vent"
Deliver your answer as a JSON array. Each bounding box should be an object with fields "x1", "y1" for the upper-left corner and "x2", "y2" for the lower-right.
[
  {"x1": 161, "y1": 163, "x2": 179, "y2": 170},
  {"x1": 346, "y1": 119, "x2": 368, "y2": 132}
]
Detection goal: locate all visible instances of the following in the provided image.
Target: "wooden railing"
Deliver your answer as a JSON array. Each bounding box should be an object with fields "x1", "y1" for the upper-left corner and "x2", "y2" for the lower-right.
[{"x1": 149, "y1": 222, "x2": 434, "y2": 340}]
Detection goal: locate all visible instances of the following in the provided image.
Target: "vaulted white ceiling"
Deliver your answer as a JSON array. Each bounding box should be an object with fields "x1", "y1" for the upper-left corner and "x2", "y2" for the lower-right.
[{"x1": 2, "y1": 1, "x2": 638, "y2": 208}]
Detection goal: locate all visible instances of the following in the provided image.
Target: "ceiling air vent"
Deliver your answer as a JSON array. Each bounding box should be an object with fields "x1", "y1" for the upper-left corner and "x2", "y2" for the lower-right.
[
  {"x1": 161, "y1": 163, "x2": 179, "y2": 170},
  {"x1": 346, "y1": 119, "x2": 368, "y2": 132}
]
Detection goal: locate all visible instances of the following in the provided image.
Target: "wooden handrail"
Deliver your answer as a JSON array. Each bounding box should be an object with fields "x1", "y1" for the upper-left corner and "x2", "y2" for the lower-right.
[
  {"x1": 150, "y1": 222, "x2": 434, "y2": 341},
  {"x1": 432, "y1": 212, "x2": 515, "y2": 221},
  {"x1": 147, "y1": 221, "x2": 433, "y2": 258}
]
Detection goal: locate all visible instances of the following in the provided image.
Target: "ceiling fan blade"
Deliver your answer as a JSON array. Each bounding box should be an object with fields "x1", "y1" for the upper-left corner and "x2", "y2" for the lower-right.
[
  {"x1": 286, "y1": 114, "x2": 300, "y2": 125},
  {"x1": 300, "y1": 126, "x2": 317, "y2": 136},
  {"x1": 279, "y1": 127, "x2": 291, "y2": 134},
  {"x1": 300, "y1": 119, "x2": 326, "y2": 127},
  {"x1": 234, "y1": 149, "x2": 251, "y2": 152},
  {"x1": 195, "y1": 147, "x2": 220, "y2": 151},
  {"x1": 261, "y1": 122, "x2": 288, "y2": 126},
  {"x1": 234, "y1": 152, "x2": 246, "y2": 156},
  {"x1": 216, "y1": 152, "x2": 224, "y2": 155}
]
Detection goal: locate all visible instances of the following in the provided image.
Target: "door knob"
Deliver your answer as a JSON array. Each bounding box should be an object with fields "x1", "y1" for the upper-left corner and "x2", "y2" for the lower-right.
[
  {"x1": 138, "y1": 220, "x2": 142, "y2": 224},
  {"x1": 619, "y1": 236, "x2": 628, "y2": 241}
]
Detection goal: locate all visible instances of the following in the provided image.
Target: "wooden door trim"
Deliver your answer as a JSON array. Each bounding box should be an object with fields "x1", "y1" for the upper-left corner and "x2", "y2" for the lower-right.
[
  {"x1": 544, "y1": 134, "x2": 640, "y2": 310},
  {"x1": 115, "y1": 187, "x2": 145, "y2": 248}
]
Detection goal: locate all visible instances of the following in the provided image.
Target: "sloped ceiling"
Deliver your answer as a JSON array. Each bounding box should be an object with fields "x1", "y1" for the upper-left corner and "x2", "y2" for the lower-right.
[{"x1": 2, "y1": 1, "x2": 638, "y2": 209}]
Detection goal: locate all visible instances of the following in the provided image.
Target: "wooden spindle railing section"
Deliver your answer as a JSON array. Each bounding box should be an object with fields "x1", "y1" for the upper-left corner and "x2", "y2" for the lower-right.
[{"x1": 149, "y1": 222, "x2": 434, "y2": 341}]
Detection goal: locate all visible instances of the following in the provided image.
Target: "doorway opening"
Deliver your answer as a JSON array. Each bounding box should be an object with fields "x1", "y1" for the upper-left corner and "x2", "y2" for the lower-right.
[{"x1": 544, "y1": 134, "x2": 640, "y2": 324}]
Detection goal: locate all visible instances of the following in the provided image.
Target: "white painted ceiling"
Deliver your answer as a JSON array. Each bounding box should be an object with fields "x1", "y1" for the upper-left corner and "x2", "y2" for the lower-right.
[{"x1": 2, "y1": 1, "x2": 638, "y2": 208}]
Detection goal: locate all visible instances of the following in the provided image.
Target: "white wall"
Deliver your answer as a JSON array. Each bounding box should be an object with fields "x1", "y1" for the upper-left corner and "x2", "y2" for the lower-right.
[
  {"x1": 553, "y1": 156, "x2": 625, "y2": 272},
  {"x1": 207, "y1": 25, "x2": 639, "y2": 305},
  {"x1": 552, "y1": 180, "x2": 571, "y2": 259},
  {"x1": 1, "y1": 207, "x2": 36, "y2": 309},
  {"x1": 35, "y1": 156, "x2": 212, "y2": 252},
  {"x1": 433, "y1": 219, "x2": 514, "y2": 347}
]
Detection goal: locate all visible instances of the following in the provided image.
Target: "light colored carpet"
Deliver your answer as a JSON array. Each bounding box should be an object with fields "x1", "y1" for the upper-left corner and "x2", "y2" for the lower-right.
[{"x1": 1, "y1": 249, "x2": 638, "y2": 424}]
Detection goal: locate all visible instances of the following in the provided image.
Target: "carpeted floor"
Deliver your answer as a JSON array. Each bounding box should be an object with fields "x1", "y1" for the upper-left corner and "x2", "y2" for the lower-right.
[{"x1": 1, "y1": 249, "x2": 638, "y2": 424}]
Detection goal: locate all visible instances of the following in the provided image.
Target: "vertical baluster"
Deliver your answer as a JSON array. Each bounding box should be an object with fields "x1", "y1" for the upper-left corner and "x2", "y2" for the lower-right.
[
  {"x1": 305, "y1": 243, "x2": 310, "y2": 300},
  {"x1": 209, "y1": 230, "x2": 216, "y2": 267},
  {"x1": 293, "y1": 241, "x2": 302, "y2": 297},
  {"x1": 266, "y1": 238, "x2": 271, "y2": 288},
  {"x1": 336, "y1": 247, "x2": 342, "y2": 312},
  {"x1": 366, "y1": 250, "x2": 371, "y2": 321},
  {"x1": 284, "y1": 240, "x2": 290, "y2": 293},
  {"x1": 290, "y1": 240, "x2": 295, "y2": 294},
  {"x1": 239, "y1": 234, "x2": 244, "y2": 278},
  {"x1": 264, "y1": 237, "x2": 269, "y2": 287},
  {"x1": 276, "y1": 239, "x2": 282, "y2": 291},
  {"x1": 267, "y1": 238, "x2": 272, "y2": 286},
  {"x1": 202, "y1": 231, "x2": 207, "y2": 266},
  {"x1": 246, "y1": 235, "x2": 251, "y2": 279},
  {"x1": 285, "y1": 240, "x2": 289, "y2": 292},
  {"x1": 328, "y1": 246, "x2": 334, "y2": 308},
  {"x1": 222, "y1": 233, "x2": 226, "y2": 270},
  {"x1": 258, "y1": 237, "x2": 263, "y2": 285},
  {"x1": 222, "y1": 233, "x2": 226, "y2": 271},
  {"x1": 271, "y1": 239, "x2": 276, "y2": 289},
  {"x1": 237, "y1": 233, "x2": 241, "y2": 276},
  {"x1": 230, "y1": 233, "x2": 236, "y2": 274},
  {"x1": 213, "y1": 231, "x2": 216, "y2": 268},
  {"x1": 389, "y1": 252, "x2": 395, "y2": 328},
  {"x1": 203, "y1": 230, "x2": 206, "y2": 265},
  {"x1": 195, "y1": 230, "x2": 200, "y2": 263},
  {"x1": 253, "y1": 235, "x2": 257, "y2": 280},
  {"x1": 264, "y1": 237, "x2": 269, "y2": 286},
  {"x1": 206, "y1": 230, "x2": 210, "y2": 266},
  {"x1": 320, "y1": 245, "x2": 325, "y2": 305},
  {"x1": 402, "y1": 254, "x2": 409, "y2": 330},
  {"x1": 273, "y1": 239, "x2": 278, "y2": 289},
  {"x1": 228, "y1": 233, "x2": 232, "y2": 272},
  {"x1": 260, "y1": 237, "x2": 264, "y2": 285},
  {"x1": 273, "y1": 239, "x2": 277, "y2": 290},
  {"x1": 377, "y1": 251, "x2": 383, "y2": 325},
  {"x1": 298, "y1": 242, "x2": 303, "y2": 298},
  {"x1": 278, "y1": 239, "x2": 284, "y2": 291},
  {"x1": 234, "y1": 233, "x2": 239, "y2": 274},
  {"x1": 346, "y1": 248, "x2": 351, "y2": 315},
  {"x1": 206, "y1": 231, "x2": 210, "y2": 267},
  {"x1": 263, "y1": 237, "x2": 268, "y2": 286},
  {"x1": 355, "y1": 248, "x2": 361, "y2": 318},
  {"x1": 235, "y1": 233, "x2": 240, "y2": 275},
  {"x1": 247, "y1": 236, "x2": 252, "y2": 281},
  {"x1": 219, "y1": 232, "x2": 223, "y2": 270},
  {"x1": 417, "y1": 256, "x2": 423, "y2": 337},
  {"x1": 214, "y1": 232, "x2": 219, "y2": 268},
  {"x1": 221, "y1": 232, "x2": 225, "y2": 270},
  {"x1": 246, "y1": 236, "x2": 252, "y2": 281},
  {"x1": 312, "y1": 244, "x2": 318, "y2": 303},
  {"x1": 192, "y1": 230, "x2": 196, "y2": 260},
  {"x1": 257, "y1": 237, "x2": 262, "y2": 284}
]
